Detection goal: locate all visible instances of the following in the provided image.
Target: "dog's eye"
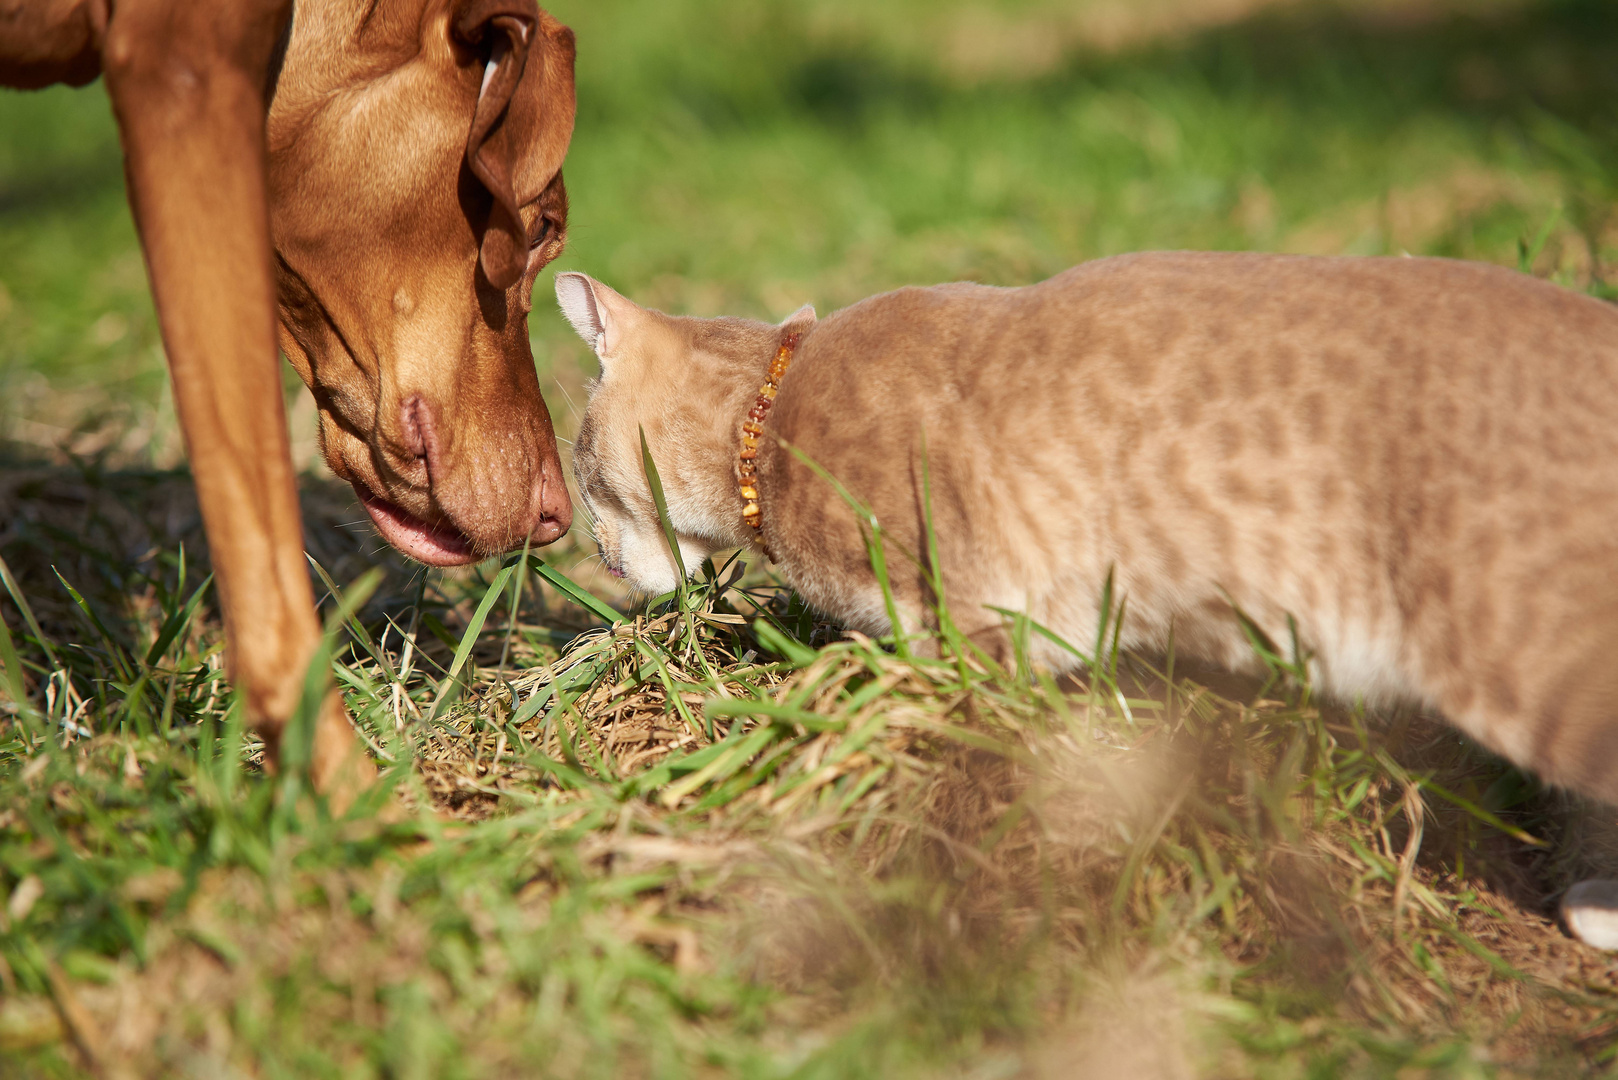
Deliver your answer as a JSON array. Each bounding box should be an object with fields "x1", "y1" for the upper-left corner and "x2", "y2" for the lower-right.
[{"x1": 530, "y1": 217, "x2": 553, "y2": 249}]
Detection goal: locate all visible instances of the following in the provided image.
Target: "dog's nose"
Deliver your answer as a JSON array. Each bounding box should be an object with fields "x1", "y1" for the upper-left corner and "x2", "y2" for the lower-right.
[{"x1": 529, "y1": 452, "x2": 572, "y2": 545}]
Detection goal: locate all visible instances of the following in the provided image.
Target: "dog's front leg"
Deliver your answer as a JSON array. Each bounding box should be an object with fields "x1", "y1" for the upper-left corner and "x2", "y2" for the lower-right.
[{"x1": 101, "y1": 0, "x2": 373, "y2": 806}]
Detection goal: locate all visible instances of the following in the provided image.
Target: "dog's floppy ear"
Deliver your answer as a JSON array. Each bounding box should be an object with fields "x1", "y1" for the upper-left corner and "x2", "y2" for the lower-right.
[{"x1": 454, "y1": 0, "x2": 541, "y2": 290}]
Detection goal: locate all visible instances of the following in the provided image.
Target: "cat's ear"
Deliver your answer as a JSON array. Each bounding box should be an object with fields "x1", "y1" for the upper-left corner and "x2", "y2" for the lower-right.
[
  {"x1": 781, "y1": 303, "x2": 817, "y2": 333},
  {"x1": 555, "y1": 272, "x2": 607, "y2": 354},
  {"x1": 555, "y1": 272, "x2": 636, "y2": 363}
]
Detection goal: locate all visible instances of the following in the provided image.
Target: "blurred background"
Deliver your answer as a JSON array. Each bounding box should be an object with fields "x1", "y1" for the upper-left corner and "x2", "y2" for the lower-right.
[{"x1": 1, "y1": 0, "x2": 1614, "y2": 481}]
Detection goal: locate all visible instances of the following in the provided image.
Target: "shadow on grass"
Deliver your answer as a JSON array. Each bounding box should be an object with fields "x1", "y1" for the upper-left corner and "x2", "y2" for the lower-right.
[
  {"x1": 819, "y1": 0, "x2": 1615, "y2": 156},
  {"x1": 0, "y1": 443, "x2": 417, "y2": 661}
]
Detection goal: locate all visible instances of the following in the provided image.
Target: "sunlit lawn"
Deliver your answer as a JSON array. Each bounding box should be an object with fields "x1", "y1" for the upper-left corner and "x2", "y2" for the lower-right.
[{"x1": 2, "y1": 0, "x2": 1617, "y2": 1075}]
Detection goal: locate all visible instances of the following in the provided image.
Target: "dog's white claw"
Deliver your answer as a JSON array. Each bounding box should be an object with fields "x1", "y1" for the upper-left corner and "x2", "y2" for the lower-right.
[{"x1": 1562, "y1": 880, "x2": 1618, "y2": 950}]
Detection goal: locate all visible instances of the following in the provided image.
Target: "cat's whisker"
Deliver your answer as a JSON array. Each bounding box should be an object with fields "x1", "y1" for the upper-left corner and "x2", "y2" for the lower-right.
[{"x1": 554, "y1": 380, "x2": 583, "y2": 424}]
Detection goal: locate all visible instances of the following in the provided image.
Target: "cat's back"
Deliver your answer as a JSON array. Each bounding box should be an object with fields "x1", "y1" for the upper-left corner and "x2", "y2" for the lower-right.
[
  {"x1": 809, "y1": 250, "x2": 1618, "y2": 388},
  {"x1": 766, "y1": 252, "x2": 1618, "y2": 800},
  {"x1": 773, "y1": 249, "x2": 1618, "y2": 643},
  {"x1": 791, "y1": 251, "x2": 1618, "y2": 481}
]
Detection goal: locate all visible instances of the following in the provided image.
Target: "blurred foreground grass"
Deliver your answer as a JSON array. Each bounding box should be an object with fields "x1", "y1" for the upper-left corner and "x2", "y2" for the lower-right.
[{"x1": 4, "y1": 0, "x2": 1618, "y2": 1075}]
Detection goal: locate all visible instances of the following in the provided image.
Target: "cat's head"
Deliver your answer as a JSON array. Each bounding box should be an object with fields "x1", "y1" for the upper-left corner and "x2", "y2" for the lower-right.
[{"x1": 554, "y1": 273, "x2": 815, "y2": 595}]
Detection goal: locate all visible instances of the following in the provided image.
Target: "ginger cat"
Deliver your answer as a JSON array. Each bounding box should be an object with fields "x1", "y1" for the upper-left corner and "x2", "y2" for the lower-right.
[{"x1": 555, "y1": 253, "x2": 1618, "y2": 808}]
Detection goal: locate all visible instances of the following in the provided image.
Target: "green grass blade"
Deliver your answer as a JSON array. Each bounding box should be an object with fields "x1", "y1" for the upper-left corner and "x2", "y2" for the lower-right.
[
  {"x1": 639, "y1": 424, "x2": 688, "y2": 606},
  {"x1": 497, "y1": 537, "x2": 533, "y2": 675},
  {"x1": 430, "y1": 562, "x2": 517, "y2": 720},
  {"x1": 144, "y1": 573, "x2": 213, "y2": 668},
  {"x1": 659, "y1": 723, "x2": 778, "y2": 808},
  {"x1": 0, "y1": 603, "x2": 39, "y2": 728},
  {"x1": 1517, "y1": 206, "x2": 1562, "y2": 273},
  {"x1": 777, "y1": 436, "x2": 911, "y2": 657},
  {"x1": 918, "y1": 427, "x2": 945, "y2": 617},
  {"x1": 984, "y1": 605, "x2": 1095, "y2": 668},
  {"x1": 509, "y1": 657, "x2": 609, "y2": 728},
  {"x1": 1414, "y1": 774, "x2": 1548, "y2": 848},
  {"x1": 634, "y1": 637, "x2": 705, "y2": 740},
  {"x1": 307, "y1": 556, "x2": 398, "y2": 681},
  {"x1": 750, "y1": 618, "x2": 817, "y2": 667},
  {"x1": 529, "y1": 557, "x2": 622, "y2": 625},
  {"x1": 52, "y1": 566, "x2": 133, "y2": 682},
  {"x1": 704, "y1": 696, "x2": 848, "y2": 732},
  {"x1": 1093, "y1": 566, "x2": 1115, "y2": 675},
  {"x1": 0, "y1": 551, "x2": 60, "y2": 670},
  {"x1": 282, "y1": 568, "x2": 384, "y2": 791}
]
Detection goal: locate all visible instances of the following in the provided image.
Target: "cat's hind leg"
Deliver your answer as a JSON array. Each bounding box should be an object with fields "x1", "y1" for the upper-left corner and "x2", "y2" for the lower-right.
[
  {"x1": 1518, "y1": 595, "x2": 1618, "y2": 806},
  {"x1": 1442, "y1": 589, "x2": 1618, "y2": 950}
]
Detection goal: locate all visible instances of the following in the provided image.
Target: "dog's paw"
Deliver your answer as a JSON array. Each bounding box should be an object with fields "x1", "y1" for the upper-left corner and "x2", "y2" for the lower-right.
[{"x1": 1562, "y1": 879, "x2": 1618, "y2": 950}]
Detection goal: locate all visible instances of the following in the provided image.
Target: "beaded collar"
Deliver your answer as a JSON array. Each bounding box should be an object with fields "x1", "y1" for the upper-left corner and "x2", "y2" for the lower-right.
[{"x1": 737, "y1": 330, "x2": 803, "y2": 537}]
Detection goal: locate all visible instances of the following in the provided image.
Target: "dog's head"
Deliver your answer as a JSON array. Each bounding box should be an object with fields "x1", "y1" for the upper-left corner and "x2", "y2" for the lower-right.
[{"x1": 265, "y1": 0, "x2": 576, "y2": 565}]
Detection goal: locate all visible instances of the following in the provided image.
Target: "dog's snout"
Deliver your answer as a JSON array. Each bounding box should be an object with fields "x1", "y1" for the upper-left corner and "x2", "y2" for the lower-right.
[{"x1": 380, "y1": 390, "x2": 569, "y2": 552}]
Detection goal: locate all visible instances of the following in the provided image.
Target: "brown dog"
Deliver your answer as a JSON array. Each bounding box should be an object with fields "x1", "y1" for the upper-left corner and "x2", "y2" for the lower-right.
[{"x1": 1, "y1": 0, "x2": 576, "y2": 800}]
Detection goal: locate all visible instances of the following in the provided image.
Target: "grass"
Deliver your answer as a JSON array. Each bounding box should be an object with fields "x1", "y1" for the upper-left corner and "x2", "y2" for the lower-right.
[{"x1": 4, "y1": 0, "x2": 1618, "y2": 1075}]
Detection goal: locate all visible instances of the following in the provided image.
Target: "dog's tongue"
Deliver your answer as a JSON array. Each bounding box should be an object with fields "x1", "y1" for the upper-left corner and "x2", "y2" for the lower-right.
[{"x1": 353, "y1": 485, "x2": 481, "y2": 567}]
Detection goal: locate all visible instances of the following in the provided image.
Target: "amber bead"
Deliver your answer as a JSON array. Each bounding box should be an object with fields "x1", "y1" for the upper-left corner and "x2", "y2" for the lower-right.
[{"x1": 739, "y1": 331, "x2": 802, "y2": 533}]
